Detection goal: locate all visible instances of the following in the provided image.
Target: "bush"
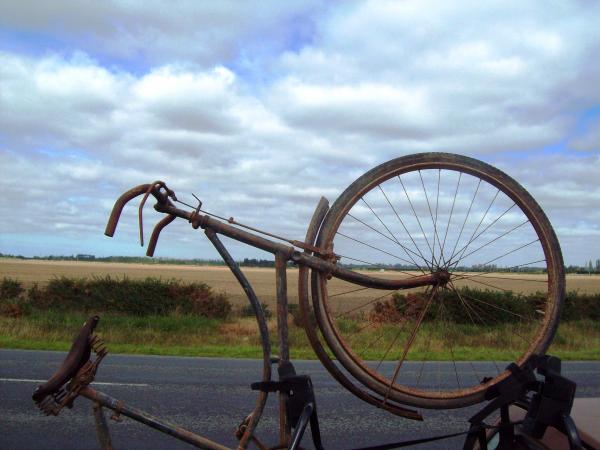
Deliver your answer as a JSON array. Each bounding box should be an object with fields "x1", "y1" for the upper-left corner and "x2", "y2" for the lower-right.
[
  {"x1": 27, "y1": 276, "x2": 232, "y2": 319},
  {"x1": 288, "y1": 303, "x2": 315, "y2": 328},
  {"x1": 240, "y1": 302, "x2": 272, "y2": 319},
  {"x1": 373, "y1": 288, "x2": 599, "y2": 324},
  {"x1": 562, "y1": 291, "x2": 600, "y2": 321},
  {"x1": 1, "y1": 278, "x2": 24, "y2": 300},
  {"x1": 0, "y1": 278, "x2": 29, "y2": 317}
]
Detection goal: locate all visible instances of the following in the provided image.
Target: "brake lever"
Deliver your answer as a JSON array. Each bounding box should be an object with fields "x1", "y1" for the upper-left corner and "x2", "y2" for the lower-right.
[
  {"x1": 138, "y1": 181, "x2": 177, "y2": 247},
  {"x1": 146, "y1": 214, "x2": 177, "y2": 257}
]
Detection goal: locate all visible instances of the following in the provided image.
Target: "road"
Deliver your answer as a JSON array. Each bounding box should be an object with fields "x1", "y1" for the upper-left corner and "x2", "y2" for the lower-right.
[{"x1": 1, "y1": 349, "x2": 599, "y2": 449}]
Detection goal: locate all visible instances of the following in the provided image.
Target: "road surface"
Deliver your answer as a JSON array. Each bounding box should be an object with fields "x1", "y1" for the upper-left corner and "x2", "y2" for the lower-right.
[{"x1": 1, "y1": 349, "x2": 599, "y2": 449}]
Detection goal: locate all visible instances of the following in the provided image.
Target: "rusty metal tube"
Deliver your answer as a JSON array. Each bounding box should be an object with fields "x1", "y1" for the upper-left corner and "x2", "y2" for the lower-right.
[
  {"x1": 105, "y1": 184, "x2": 172, "y2": 237},
  {"x1": 92, "y1": 402, "x2": 114, "y2": 450},
  {"x1": 81, "y1": 387, "x2": 231, "y2": 450},
  {"x1": 154, "y1": 203, "x2": 443, "y2": 290},
  {"x1": 293, "y1": 252, "x2": 447, "y2": 290},
  {"x1": 146, "y1": 214, "x2": 176, "y2": 257},
  {"x1": 275, "y1": 252, "x2": 290, "y2": 446},
  {"x1": 204, "y1": 229, "x2": 271, "y2": 450}
]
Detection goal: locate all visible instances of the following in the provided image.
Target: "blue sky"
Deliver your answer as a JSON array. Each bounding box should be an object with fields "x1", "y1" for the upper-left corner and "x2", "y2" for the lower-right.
[{"x1": 0, "y1": 0, "x2": 599, "y2": 265}]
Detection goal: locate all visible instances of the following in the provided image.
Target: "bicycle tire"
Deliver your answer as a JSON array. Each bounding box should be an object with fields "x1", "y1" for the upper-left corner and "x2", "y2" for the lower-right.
[{"x1": 310, "y1": 152, "x2": 564, "y2": 409}]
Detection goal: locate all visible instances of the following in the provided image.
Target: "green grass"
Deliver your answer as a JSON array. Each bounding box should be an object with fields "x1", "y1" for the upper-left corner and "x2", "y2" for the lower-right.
[{"x1": 1, "y1": 312, "x2": 598, "y2": 360}]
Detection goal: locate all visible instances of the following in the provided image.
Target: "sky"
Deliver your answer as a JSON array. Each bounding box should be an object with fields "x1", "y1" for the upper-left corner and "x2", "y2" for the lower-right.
[{"x1": 0, "y1": 0, "x2": 599, "y2": 265}]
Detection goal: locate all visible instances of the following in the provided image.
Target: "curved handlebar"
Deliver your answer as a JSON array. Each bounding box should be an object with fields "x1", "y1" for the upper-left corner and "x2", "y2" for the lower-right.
[
  {"x1": 105, "y1": 184, "x2": 166, "y2": 237},
  {"x1": 104, "y1": 182, "x2": 176, "y2": 254}
]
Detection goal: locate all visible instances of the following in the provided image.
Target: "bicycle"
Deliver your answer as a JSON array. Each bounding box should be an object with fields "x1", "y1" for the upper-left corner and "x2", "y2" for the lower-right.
[{"x1": 32, "y1": 152, "x2": 565, "y2": 449}]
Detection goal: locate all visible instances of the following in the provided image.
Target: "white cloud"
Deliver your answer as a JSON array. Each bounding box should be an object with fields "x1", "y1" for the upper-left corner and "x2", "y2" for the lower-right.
[
  {"x1": 0, "y1": 0, "x2": 599, "y2": 265},
  {"x1": 269, "y1": 0, "x2": 600, "y2": 154},
  {"x1": 0, "y1": 0, "x2": 325, "y2": 66}
]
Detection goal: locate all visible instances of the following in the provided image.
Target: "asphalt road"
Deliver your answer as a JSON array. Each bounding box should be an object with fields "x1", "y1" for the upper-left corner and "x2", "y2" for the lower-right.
[{"x1": 1, "y1": 349, "x2": 599, "y2": 450}]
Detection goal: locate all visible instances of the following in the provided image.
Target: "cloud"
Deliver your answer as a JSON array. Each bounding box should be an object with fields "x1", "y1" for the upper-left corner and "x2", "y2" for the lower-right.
[
  {"x1": 269, "y1": 0, "x2": 600, "y2": 154},
  {"x1": 0, "y1": 0, "x2": 325, "y2": 67},
  {"x1": 1, "y1": 1, "x2": 599, "y2": 265}
]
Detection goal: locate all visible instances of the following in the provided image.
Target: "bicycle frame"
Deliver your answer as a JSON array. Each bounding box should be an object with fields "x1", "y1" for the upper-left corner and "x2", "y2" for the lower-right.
[
  {"x1": 31, "y1": 151, "x2": 571, "y2": 449},
  {"x1": 101, "y1": 182, "x2": 448, "y2": 447},
  {"x1": 32, "y1": 181, "x2": 450, "y2": 450}
]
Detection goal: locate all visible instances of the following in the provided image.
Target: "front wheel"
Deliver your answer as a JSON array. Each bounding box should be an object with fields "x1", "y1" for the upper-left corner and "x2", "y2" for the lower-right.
[{"x1": 311, "y1": 153, "x2": 564, "y2": 409}]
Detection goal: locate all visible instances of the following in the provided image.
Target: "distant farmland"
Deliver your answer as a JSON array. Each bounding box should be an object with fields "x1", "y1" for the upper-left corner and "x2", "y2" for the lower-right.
[{"x1": 2, "y1": 258, "x2": 599, "y2": 309}]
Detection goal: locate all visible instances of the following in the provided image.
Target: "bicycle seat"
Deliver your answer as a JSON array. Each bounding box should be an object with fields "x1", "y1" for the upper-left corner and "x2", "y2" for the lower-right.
[{"x1": 32, "y1": 316, "x2": 99, "y2": 403}]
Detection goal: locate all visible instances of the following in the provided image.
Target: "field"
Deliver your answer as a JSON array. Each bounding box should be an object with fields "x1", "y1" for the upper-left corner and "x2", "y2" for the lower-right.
[
  {"x1": 2, "y1": 258, "x2": 600, "y2": 309},
  {"x1": 2, "y1": 258, "x2": 599, "y2": 360}
]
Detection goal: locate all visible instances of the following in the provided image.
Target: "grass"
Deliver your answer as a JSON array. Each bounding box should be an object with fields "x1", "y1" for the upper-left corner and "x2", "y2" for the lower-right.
[{"x1": 1, "y1": 312, "x2": 598, "y2": 360}]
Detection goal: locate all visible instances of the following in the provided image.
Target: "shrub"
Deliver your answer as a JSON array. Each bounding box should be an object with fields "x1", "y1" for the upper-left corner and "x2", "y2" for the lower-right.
[
  {"x1": 27, "y1": 276, "x2": 232, "y2": 319},
  {"x1": 561, "y1": 291, "x2": 600, "y2": 321},
  {"x1": 288, "y1": 303, "x2": 316, "y2": 328},
  {"x1": 1, "y1": 278, "x2": 24, "y2": 300},
  {"x1": 186, "y1": 290, "x2": 231, "y2": 319},
  {"x1": 0, "y1": 278, "x2": 29, "y2": 317},
  {"x1": 0, "y1": 300, "x2": 24, "y2": 317},
  {"x1": 371, "y1": 298, "x2": 407, "y2": 324},
  {"x1": 372, "y1": 287, "x2": 598, "y2": 324},
  {"x1": 240, "y1": 302, "x2": 272, "y2": 319}
]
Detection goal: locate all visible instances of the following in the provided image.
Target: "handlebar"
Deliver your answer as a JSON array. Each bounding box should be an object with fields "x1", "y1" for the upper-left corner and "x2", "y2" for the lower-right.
[
  {"x1": 104, "y1": 182, "x2": 178, "y2": 257},
  {"x1": 106, "y1": 182, "x2": 448, "y2": 290}
]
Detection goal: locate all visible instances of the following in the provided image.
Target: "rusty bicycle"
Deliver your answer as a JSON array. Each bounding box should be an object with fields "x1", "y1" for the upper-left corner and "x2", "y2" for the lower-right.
[{"x1": 32, "y1": 152, "x2": 565, "y2": 449}]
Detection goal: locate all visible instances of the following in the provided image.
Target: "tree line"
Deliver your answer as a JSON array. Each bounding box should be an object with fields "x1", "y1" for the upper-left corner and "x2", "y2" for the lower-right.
[{"x1": 2, "y1": 253, "x2": 600, "y2": 273}]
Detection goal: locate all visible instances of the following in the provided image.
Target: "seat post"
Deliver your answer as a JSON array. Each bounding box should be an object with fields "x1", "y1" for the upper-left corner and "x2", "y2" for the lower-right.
[{"x1": 275, "y1": 251, "x2": 291, "y2": 446}]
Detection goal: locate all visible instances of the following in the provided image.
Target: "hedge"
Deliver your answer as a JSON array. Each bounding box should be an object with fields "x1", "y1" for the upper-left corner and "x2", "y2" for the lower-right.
[{"x1": 1, "y1": 276, "x2": 231, "y2": 319}]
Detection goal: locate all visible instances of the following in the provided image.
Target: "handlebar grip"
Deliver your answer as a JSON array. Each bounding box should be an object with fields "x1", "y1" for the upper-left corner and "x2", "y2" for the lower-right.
[{"x1": 104, "y1": 184, "x2": 153, "y2": 237}]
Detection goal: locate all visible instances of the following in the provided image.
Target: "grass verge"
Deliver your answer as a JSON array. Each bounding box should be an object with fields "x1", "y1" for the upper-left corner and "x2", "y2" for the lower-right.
[{"x1": 1, "y1": 312, "x2": 598, "y2": 360}]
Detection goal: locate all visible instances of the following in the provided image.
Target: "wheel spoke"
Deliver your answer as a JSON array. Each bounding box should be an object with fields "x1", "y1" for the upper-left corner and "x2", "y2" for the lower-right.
[
  {"x1": 446, "y1": 189, "x2": 500, "y2": 265},
  {"x1": 440, "y1": 172, "x2": 462, "y2": 267},
  {"x1": 336, "y1": 231, "x2": 417, "y2": 266},
  {"x1": 474, "y1": 239, "x2": 540, "y2": 268},
  {"x1": 328, "y1": 286, "x2": 371, "y2": 299},
  {"x1": 398, "y1": 175, "x2": 435, "y2": 267},
  {"x1": 348, "y1": 208, "x2": 428, "y2": 273},
  {"x1": 419, "y1": 170, "x2": 444, "y2": 267},
  {"x1": 448, "y1": 179, "x2": 482, "y2": 265},
  {"x1": 439, "y1": 299, "x2": 461, "y2": 389},
  {"x1": 361, "y1": 198, "x2": 425, "y2": 270},
  {"x1": 378, "y1": 185, "x2": 433, "y2": 271},
  {"x1": 450, "y1": 219, "x2": 530, "y2": 267},
  {"x1": 458, "y1": 292, "x2": 533, "y2": 344},
  {"x1": 447, "y1": 283, "x2": 502, "y2": 374},
  {"x1": 334, "y1": 290, "x2": 398, "y2": 319},
  {"x1": 384, "y1": 287, "x2": 437, "y2": 401},
  {"x1": 446, "y1": 283, "x2": 487, "y2": 383},
  {"x1": 449, "y1": 259, "x2": 547, "y2": 283},
  {"x1": 348, "y1": 293, "x2": 425, "y2": 349},
  {"x1": 454, "y1": 274, "x2": 547, "y2": 284},
  {"x1": 459, "y1": 291, "x2": 530, "y2": 321},
  {"x1": 374, "y1": 322, "x2": 407, "y2": 372}
]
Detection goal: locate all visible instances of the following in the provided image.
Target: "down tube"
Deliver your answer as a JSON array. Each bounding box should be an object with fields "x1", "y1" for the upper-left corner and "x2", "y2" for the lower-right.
[{"x1": 204, "y1": 228, "x2": 271, "y2": 450}]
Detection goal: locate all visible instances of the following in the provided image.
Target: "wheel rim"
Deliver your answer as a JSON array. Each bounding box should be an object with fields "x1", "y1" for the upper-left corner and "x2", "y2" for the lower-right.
[{"x1": 313, "y1": 153, "x2": 564, "y2": 408}]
